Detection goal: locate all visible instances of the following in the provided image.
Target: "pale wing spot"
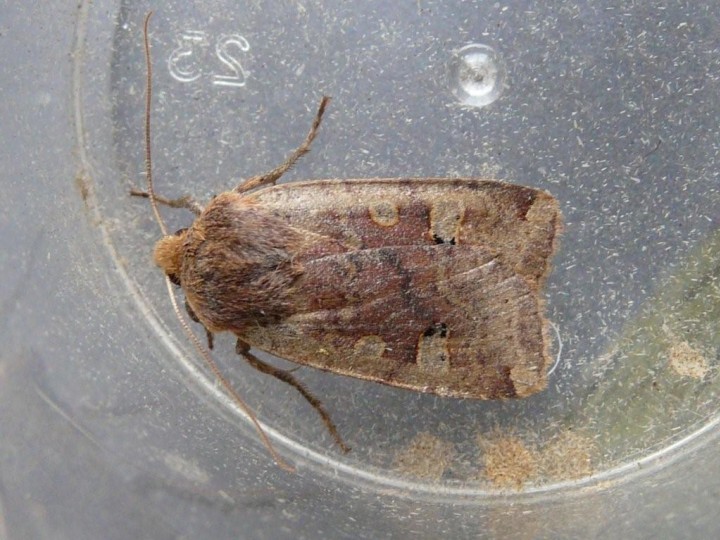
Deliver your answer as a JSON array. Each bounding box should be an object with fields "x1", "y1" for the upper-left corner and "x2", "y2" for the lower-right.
[
  {"x1": 509, "y1": 364, "x2": 542, "y2": 395},
  {"x1": 430, "y1": 199, "x2": 465, "y2": 244},
  {"x1": 353, "y1": 335, "x2": 387, "y2": 358},
  {"x1": 416, "y1": 323, "x2": 451, "y2": 375},
  {"x1": 368, "y1": 201, "x2": 400, "y2": 227},
  {"x1": 525, "y1": 192, "x2": 557, "y2": 225}
]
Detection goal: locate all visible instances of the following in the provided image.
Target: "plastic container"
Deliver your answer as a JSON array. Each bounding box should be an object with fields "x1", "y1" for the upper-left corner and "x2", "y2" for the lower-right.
[{"x1": 2, "y1": 1, "x2": 719, "y2": 538}]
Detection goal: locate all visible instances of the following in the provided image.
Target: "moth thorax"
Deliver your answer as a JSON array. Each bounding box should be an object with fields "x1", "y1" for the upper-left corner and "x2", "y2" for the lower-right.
[{"x1": 153, "y1": 234, "x2": 184, "y2": 278}]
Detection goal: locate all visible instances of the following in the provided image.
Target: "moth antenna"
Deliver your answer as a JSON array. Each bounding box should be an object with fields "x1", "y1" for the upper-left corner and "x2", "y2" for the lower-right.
[
  {"x1": 144, "y1": 12, "x2": 294, "y2": 473},
  {"x1": 143, "y1": 11, "x2": 168, "y2": 237}
]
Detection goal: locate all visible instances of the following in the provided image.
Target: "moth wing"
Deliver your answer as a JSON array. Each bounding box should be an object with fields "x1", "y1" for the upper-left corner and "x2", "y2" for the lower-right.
[
  {"x1": 252, "y1": 178, "x2": 561, "y2": 288},
  {"x1": 242, "y1": 244, "x2": 549, "y2": 399}
]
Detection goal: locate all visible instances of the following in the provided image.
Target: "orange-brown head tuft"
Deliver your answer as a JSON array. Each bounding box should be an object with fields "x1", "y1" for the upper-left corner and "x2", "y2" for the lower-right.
[{"x1": 153, "y1": 234, "x2": 184, "y2": 279}]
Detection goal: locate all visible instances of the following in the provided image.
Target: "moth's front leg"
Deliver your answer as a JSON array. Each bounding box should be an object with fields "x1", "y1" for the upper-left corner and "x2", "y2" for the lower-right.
[{"x1": 234, "y1": 96, "x2": 331, "y2": 194}]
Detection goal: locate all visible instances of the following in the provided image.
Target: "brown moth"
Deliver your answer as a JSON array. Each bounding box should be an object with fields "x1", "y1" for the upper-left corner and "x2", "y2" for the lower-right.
[{"x1": 135, "y1": 13, "x2": 562, "y2": 470}]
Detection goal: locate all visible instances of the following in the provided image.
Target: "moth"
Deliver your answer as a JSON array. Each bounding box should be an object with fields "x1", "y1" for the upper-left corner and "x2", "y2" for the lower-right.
[{"x1": 135, "y1": 13, "x2": 562, "y2": 471}]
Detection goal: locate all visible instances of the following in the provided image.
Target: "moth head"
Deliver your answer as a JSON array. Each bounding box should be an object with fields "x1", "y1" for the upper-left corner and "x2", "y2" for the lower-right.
[{"x1": 153, "y1": 228, "x2": 187, "y2": 285}]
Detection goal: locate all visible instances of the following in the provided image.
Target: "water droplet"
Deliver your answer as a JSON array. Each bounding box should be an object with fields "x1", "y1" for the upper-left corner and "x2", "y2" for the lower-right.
[{"x1": 449, "y1": 44, "x2": 506, "y2": 108}]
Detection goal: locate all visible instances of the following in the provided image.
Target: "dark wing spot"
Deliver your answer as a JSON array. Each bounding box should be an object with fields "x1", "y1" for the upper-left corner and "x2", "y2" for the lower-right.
[
  {"x1": 432, "y1": 234, "x2": 456, "y2": 245},
  {"x1": 423, "y1": 322, "x2": 448, "y2": 337}
]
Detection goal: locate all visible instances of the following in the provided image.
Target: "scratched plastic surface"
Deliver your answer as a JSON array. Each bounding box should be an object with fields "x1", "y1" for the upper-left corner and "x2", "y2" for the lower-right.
[{"x1": 3, "y1": 0, "x2": 720, "y2": 538}]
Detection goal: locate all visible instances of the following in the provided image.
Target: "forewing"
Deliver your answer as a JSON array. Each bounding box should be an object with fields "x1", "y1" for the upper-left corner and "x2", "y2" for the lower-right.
[
  {"x1": 242, "y1": 244, "x2": 549, "y2": 399},
  {"x1": 251, "y1": 178, "x2": 561, "y2": 288}
]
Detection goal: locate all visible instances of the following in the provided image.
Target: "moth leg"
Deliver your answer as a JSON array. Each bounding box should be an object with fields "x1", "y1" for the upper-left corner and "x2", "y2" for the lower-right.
[
  {"x1": 235, "y1": 339, "x2": 350, "y2": 453},
  {"x1": 184, "y1": 299, "x2": 215, "y2": 350},
  {"x1": 204, "y1": 328, "x2": 214, "y2": 351},
  {"x1": 234, "y1": 96, "x2": 331, "y2": 194},
  {"x1": 130, "y1": 189, "x2": 203, "y2": 216}
]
